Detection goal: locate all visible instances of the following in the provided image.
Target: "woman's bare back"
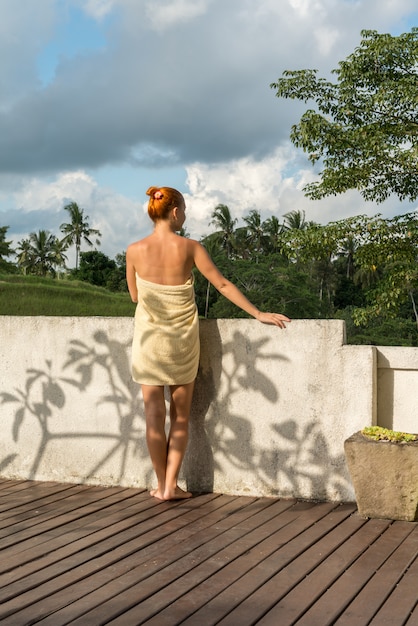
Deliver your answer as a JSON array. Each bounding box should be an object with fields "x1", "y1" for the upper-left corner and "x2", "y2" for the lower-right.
[{"x1": 127, "y1": 230, "x2": 195, "y2": 287}]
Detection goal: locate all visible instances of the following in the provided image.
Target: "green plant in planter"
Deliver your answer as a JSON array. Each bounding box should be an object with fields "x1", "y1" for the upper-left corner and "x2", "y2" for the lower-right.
[
  {"x1": 361, "y1": 426, "x2": 418, "y2": 443},
  {"x1": 345, "y1": 426, "x2": 418, "y2": 521}
]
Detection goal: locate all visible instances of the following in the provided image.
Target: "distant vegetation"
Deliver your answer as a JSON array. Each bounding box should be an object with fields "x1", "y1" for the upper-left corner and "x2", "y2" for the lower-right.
[
  {"x1": 0, "y1": 275, "x2": 134, "y2": 317},
  {"x1": 1, "y1": 205, "x2": 417, "y2": 346}
]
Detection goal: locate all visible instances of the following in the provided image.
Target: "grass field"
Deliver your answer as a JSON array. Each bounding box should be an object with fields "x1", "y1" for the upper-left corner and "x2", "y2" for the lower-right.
[{"x1": 0, "y1": 274, "x2": 135, "y2": 317}]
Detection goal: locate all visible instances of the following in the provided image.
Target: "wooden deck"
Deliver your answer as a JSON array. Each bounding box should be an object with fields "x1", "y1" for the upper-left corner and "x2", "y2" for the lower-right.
[{"x1": 0, "y1": 480, "x2": 417, "y2": 625}]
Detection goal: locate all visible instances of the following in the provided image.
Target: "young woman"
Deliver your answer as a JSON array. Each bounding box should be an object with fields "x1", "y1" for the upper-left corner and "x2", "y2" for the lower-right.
[{"x1": 126, "y1": 186, "x2": 290, "y2": 501}]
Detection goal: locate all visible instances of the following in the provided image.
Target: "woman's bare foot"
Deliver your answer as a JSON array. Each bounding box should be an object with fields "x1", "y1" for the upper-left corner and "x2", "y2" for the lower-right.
[
  {"x1": 150, "y1": 486, "x2": 192, "y2": 501},
  {"x1": 150, "y1": 488, "x2": 165, "y2": 500},
  {"x1": 163, "y1": 486, "x2": 192, "y2": 501}
]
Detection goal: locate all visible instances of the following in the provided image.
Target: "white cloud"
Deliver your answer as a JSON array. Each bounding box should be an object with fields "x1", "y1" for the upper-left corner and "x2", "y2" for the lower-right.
[
  {"x1": 182, "y1": 147, "x2": 416, "y2": 241},
  {"x1": 314, "y1": 26, "x2": 340, "y2": 56},
  {"x1": 81, "y1": 0, "x2": 116, "y2": 20},
  {"x1": 13, "y1": 171, "x2": 98, "y2": 213},
  {"x1": 288, "y1": 0, "x2": 325, "y2": 19},
  {"x1": 5, "y1": 170, "x2": 149, "y2": 262},
  {"x1": 144, "y1": 0, "x2": 211, "y2": 30}
]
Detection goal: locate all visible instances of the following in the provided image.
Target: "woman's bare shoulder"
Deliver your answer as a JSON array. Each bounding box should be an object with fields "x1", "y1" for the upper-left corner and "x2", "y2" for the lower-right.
[{"x1": 127, "y1": 236, "x2": 152, "y2": 253}]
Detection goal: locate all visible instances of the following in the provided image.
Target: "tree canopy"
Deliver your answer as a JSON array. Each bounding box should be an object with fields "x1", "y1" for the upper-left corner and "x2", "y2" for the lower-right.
[
  {"x1": 15, "y1": 230, "x2": 67, "y2": 277},
  {"x1": 0, "y1": 226, "x2": 15, "y2": 272},
  {"x1": 271, "y1": 28, "x2": 418, "y2": 202},
  {"x1": 60, "y1": 202, "x2": 101, "y2": 270}
]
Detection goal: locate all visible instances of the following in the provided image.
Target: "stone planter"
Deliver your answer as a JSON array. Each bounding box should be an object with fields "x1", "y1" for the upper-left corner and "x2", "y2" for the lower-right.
[{"x1": 344, "y1": 431, "x2": 418, "y2": 521}]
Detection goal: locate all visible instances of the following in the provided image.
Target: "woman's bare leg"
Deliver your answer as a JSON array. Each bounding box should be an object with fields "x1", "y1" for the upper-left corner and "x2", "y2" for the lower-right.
[
  {"x1": 164, "y1": 382, "x2": 195, "y2": 500},
  {"x1": 141, "y1": 384, "x2": 168, "y2": 500}
]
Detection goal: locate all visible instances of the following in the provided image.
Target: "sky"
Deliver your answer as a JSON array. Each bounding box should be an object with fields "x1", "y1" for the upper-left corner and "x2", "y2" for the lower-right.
[{"x1": 0, "y1": 0, "x2": 417, "y2": 266}]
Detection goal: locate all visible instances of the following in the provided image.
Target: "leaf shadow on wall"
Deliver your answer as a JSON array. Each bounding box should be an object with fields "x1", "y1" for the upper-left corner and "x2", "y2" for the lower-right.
[
  {"x1": 0, "y1": 330, "x2": 147, "y2": 484},
  {"x1": 184, "y1": 324, "x2": 287, "y2": 494},
  {"x1": 185, "y1": 323, "x2": 352, "y2": 501}
]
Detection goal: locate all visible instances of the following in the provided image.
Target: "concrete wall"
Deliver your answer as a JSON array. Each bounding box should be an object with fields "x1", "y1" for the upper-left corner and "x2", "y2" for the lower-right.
[
  {"x1": 376, "y1": 346, "x2": 418, "y2": 434},
  {"x1": 0, "y1": 316, "x2": 415, "y2": 502}
]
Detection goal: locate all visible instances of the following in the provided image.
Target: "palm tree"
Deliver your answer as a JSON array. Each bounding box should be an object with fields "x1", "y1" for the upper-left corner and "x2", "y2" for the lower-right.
[
  {"x1": 60, "y1": 202, "x2": 101, "y2": 270},
  {"x1": 15, "y1": 238, "x2": 32, "y2": 275},
  {"x1": 353, "y1": 264, "x2": 381, "y2": 289},
  {"x1": 283, "y1": 209, "x2": 307, "y2": 230},
  {"x1": 263, "y1": 215, "x2": 284, "y2": 254},
  {"x1": 51, "y1": 237, "x2": 68, "y2": 274},
  {"x1": 338, "y1": 235, "x2": 357, "y2": 279},
  {"x1": 243, "y1": 210, "x2": 265, "y2": 262},
  {"x1": 210, "y1": 204, "x2": 237, "y2": 258},
  {"x1": 25, "y1": 230, "x2": 66, "y2": 276}
]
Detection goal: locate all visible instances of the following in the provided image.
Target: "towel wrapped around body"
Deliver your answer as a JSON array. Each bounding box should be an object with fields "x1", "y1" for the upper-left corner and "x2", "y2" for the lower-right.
[{"x1": 131, "y1": 274, "x2": 200, "y2": 385}]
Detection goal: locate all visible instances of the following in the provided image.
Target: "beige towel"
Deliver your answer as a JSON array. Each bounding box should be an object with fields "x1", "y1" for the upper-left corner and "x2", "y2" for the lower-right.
[{"x1": 131, "y1": 274, "x2": 200, "y2": 385}]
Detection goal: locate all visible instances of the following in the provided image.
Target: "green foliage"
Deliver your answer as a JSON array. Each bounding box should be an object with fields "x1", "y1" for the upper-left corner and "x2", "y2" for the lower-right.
[
  {"x1": 60, "y1": 202, "x2": 101, "y2": 270},
  {"x1": 73, "y1": 250, "x2": 127, "y2": 292},
  {"x1": 194, "y1": 255, "x2": 319, "y2": 320},
  {"x1": 210, "y1": 204, "x2": 238, "y2": 258},
  {"x1": 2, "y1": 180, "x2": 418, "y2": 346},
  {"x1": 0, "y1": 226, "x2": 16, "y2": 273},
  {"x1": 362, "y1": 426, "x2": 418, "y2": 442},
  {"x1": 279, "y1": 212, "x2": 418, "y2": 326},
  {"x1": 0, "y1": 274, "x2": 134, "y2": 316},
  {"x1": 15, "y1": 230, "x2": 67, "y2": 277},
  {"x1": 73, "y1": 250, "x2": 116, "y2": 288},
  {"x1": 0, "y1": 226, "x2": 14, "y2": 258},
  {"x1": 336, "y1": 309, "x2": 417, "y2": 346},
  {"x1": 271, "y1": 28, "x2": 418, "y2": 202}
]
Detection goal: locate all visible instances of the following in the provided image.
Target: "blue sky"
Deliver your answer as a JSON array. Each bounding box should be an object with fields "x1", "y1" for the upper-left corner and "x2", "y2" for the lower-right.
[
  {"x1": 0, "y1": 0, "x2": 416, "y2": 266},
  {"x1": 37, "y1": 4, "x2": 109, "y2": 87}
]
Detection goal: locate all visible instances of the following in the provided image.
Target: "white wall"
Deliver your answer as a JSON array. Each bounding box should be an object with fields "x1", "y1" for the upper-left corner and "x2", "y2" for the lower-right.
[
  {"x1": 376, "y1": 346, "x2": 418, "y2": 433},
  {"x1": 0, "y1": 316, "x2": 414, "y2": 502}
]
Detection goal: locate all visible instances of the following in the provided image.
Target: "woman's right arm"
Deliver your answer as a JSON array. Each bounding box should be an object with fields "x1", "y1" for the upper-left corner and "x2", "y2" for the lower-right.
[
  {"x1": 192, "y1": 241, "x2": 290, "y2": 328},
  {"x1": 126, "y1": 245, "x2": 138, "y2": 303}
]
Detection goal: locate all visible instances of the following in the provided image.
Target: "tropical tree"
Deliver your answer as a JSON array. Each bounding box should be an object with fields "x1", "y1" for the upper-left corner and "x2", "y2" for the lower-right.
[
  {"x1": 279, "y1": 212, "x2": 418, "y2": 326},
  {"x1": 196, "y1": 233, "x2": 228, "y2": 317},
  {"x1": 22, "y1": 230, "x2": 67, "y2": 276},
  {"x1": 338, "y1": 235, "x2": 357, "y2": 280},
  {"x1": 271, "y1": 28, "x2": 418, "y2": 202},
  {"x1": 0, "y1": 226, "x2": 15, "y2": 272},
  {"x1": 263, "y1": 215, "x2": 284, "y2": 254},
  {"x1": 351, "y1": 212, "x2": 418, "y2": 327},
  {"x1": 74, "y1": 251, "x2": 116, "y2": 288},
  {"x1": 283, "y1": 210, "x2": 307, "y2": 231},
  {"x1": 15, "y1": 238, "x2": 32, "y2": 275},
  {"x1": 60, "y1": 202, "x2": 101, "y2": 269},
  {"x1": 243, "y1": 210, "x2": 266, "y2": 262},
  {"x1": 210, "y1": 204, "x2": 237, "y2": 258}
]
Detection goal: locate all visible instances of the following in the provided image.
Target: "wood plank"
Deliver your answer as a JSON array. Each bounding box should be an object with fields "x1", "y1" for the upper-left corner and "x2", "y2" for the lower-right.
[
  {"x1": 334, "y1": 524, "x2": 418, "y2": 625},
  {"x1": 0, "y1": 485, "x2": 140, "y2": 553},
  {"x1": 144, "y1": 503, "x2": 353, "y2": 626},
  {"x1": 0, "y1": 489, "x2": 161, "y2": 587},
  {"x1": 35, "y1": 497, "x2": 297, "y2": 625},
  {"x1": 367, "y1": 541, "x2": 418, "y2": 626},
  {"x1": 0, "y1": 492, "x2": 219, "y2": 603},
  {"x1": 277, "y1": 520, "x2": 416, "y2": 626},
  {"x1": 176, "y1": 503, "x2": 364, "y2": 626},
  {"x1": 0, "y1": 483, "x2": 93, "y2": 526},
  {"x1": 103, "y1": 502, "x2": 339, "y2": 625},
  {"x1": 0, "y1": 479, "x2": 35, "y2": 491},
  {"x1": 0, "y1": 479, "x2": 417, "y2": 626},
  {"x1": 215, "y1": 514, "x2": 389, "y2": 626},
  {"x1": 0, "y1": 494, "x2": 255, "y2": 624},
  {"x1": 405, "y1": 602, "x2": 418, "y2": 626}
]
